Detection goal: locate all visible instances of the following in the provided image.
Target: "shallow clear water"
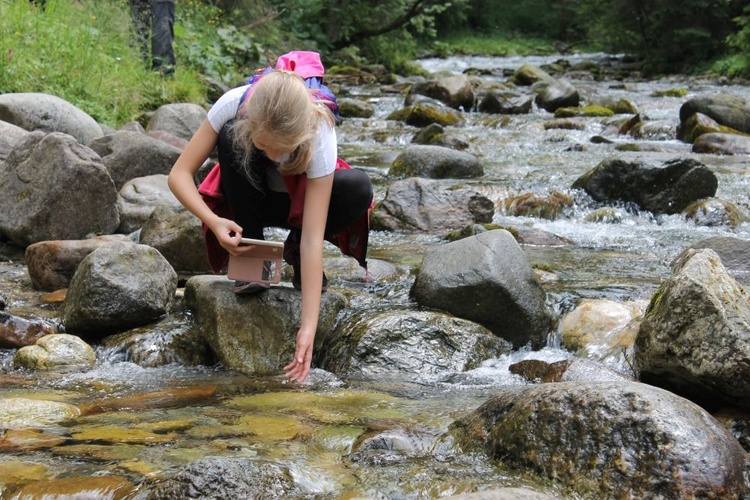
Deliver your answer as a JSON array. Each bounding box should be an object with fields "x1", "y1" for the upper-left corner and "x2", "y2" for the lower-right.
[{"x1": 2, "y1": 53, "x2": 749, "y2": 497}]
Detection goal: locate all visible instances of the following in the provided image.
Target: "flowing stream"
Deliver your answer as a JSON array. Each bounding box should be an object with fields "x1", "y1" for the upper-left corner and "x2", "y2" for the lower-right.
[{"x1": 1, "y1": 54, "x2": 750, "y2": 498}]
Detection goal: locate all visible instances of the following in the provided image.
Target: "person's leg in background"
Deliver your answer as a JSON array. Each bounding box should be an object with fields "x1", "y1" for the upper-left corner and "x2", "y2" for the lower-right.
[
  {"x1": 129, "y1": 0, "x2": 151, "y2": 64},
  {"x1": 151, "y1": 0, "x2": 175, "y2": 76}
]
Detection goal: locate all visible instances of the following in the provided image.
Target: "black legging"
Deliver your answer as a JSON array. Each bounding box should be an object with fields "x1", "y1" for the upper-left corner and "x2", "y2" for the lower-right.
[{"x1": 217, "y1": 123, "x2": 373, "y2": 248}]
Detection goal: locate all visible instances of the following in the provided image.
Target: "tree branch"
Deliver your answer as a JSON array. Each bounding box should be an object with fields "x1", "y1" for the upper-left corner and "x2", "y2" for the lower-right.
[{"x1": 332, "y1": 0, "x2": 435, "y2": 50}]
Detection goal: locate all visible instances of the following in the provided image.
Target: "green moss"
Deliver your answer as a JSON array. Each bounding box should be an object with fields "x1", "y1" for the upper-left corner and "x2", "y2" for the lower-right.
[
  {"x1": 555, "y1": 105, "x2": 614, "y2": 118},
  {"x1": 651, "y1": 88, "x2": 689, "y2": 98}
]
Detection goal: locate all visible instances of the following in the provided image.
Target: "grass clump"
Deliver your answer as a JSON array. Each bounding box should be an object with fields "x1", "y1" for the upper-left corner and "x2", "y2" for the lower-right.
[
  {"x1": 0, "y1": 0, "x2": 208, "y2": 128},
  {"x1": 430, "y1": 32, "x2": 560, "y2": 57}
]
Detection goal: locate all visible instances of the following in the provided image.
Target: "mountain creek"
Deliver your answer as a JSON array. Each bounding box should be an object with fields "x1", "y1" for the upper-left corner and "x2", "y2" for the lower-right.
[{"x1": 1, "y1": 53, "x2": 750, "y2": 499}]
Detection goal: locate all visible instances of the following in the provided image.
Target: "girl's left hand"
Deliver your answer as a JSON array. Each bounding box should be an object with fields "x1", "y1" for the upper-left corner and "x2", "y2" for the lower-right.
[{"x1": 283, "y1": 326, "x2": 315, "y2": 382}]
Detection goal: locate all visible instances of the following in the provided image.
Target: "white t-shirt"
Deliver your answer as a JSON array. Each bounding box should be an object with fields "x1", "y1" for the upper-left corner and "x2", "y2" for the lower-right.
[{"x1": 206, "y1": 84, "x2": 337, "y2": 192}]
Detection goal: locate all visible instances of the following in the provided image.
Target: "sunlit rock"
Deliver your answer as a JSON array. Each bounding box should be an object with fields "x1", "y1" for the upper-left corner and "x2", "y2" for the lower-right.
[
  {"x1": 561, "y1": 298, "x2": 647, "y2": 352},
  {"x1": 636, "y1": 248, "x2": 750, "y2": 410},
  {"x1": 0, "y1": 460, "x2": 51, "y2": 494},
  {"x1": 0, "y1": 397, "x2": 80, "y2": 429},
  {"x1": 226, "y1": 389, "x2": 405, "y2": 425},
  {"x1": 0, "y1": 92, "x2": 104, "y2": 144},
  {"x1": 14, "y1": 333, "x2": 95, "y2": 371},
  {"x1": 11, "y1": 476, "x2": 135, "y2": 500}
]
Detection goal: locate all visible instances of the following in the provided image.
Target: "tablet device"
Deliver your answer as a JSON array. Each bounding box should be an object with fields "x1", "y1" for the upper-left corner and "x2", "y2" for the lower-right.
[{"x1": 227, "y1": 238, "x2": 285, "y2": 284}]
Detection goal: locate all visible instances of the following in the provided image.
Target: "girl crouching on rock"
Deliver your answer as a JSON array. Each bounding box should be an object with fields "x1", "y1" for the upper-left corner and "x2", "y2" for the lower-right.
[{"x1": 168, "y1": 67, "x2": 373, "y2": 383}]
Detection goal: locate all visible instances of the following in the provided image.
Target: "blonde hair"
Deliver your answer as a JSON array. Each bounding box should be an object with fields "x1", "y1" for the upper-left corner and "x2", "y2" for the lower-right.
[{"x1": 231, "y1": 70, "x2": 335, "y2": 179}]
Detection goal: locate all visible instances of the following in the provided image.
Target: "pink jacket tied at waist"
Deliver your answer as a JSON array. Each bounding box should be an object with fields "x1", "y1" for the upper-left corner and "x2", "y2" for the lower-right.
[{"x1": 198, "y1": 159, "x2": 371, "y2": 274}]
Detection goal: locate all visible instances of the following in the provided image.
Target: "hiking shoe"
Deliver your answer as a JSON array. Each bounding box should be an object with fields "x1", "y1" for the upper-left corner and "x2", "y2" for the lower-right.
[{"x1": 233, "y1": 280, "x2": 270, "y2": 294}]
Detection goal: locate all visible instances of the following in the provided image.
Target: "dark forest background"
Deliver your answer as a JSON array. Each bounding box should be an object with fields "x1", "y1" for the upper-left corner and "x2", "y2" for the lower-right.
[{"x1": 2, "y1": 0, "x2": 748, "y2": 126}]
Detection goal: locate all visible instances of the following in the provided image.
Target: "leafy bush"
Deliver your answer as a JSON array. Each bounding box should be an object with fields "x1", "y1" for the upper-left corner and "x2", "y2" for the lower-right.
[
  {"x1": 177, "y1": 0, "x2": 264, "y2": 86},
  {"x1": 723, "y1": 5, "x2": 750, "y2": 77}
]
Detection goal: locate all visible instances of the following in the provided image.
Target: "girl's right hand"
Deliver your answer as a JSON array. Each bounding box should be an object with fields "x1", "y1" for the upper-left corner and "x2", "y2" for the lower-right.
[{"x1": 209, "y1": 217, "x2": 245, "y2": 256}]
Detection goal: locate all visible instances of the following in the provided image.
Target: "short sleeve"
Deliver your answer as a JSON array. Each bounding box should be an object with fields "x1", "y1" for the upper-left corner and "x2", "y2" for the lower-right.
[
  {"x1": 305, "y1": 120, "x2": 337, "y2": 179},
  {"x1": 206, "y1": 85, "x2": 249, "y2": 132}
]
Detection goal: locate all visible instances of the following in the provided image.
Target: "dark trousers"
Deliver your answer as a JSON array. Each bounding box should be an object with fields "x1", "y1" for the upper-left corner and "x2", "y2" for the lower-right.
[
  {"x1": 217, "y1": 124, "x2": 373, "y2": 259},
  {"x1": 129, "y1": 0, "x2": 175, "y2": 75}
]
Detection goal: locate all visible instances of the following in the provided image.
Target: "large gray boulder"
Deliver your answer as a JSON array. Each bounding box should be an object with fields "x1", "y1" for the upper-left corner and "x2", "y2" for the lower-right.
[
  {"x1": 0, "y1": 93, "x2": 103, "y2": 144},
  {"x1": 389, "y1": 145, "x2": 483, "y2": 179},
  {"x1": 88, "y1": 131, "x2": 183, "y2": 189},
  {"x1": 25, "y1": 235, "x2": 132, "y2": 291},
  {"x1": 572, "y1": 158, "x2": 717, "y2": 215},
  {"x1": 147, "y1": 103, "x2": 207, "y2": 142},
  {"x1": 372, "y1": 178, "x2": 494, "y2": 232},
  {"x1": 62, "y1": 243, "x2": 178, "y2": 336},
  {"x1": 0, "y1": 132, "x2": 119, "y2": 246},
  {"x1": 408, "y1": 74, "x2": 476, "y2": 111},
  {"x1": 184, "y1": 275, "x2": 346, "y2": 375},
  {"x1": 148, "y1": 456, "x2": 298, "y2": 499},
  {"x1": 411, "y1": 230, "x2": 553, "y2": 348},
  {"x1": 679, "y1": 93, "x2": 750, "y2": 135},
  {"x1": 450, "y1": 381, "x2": 747, "y2": 498},
  {"x1": 116, "y1": 174, "x2": 183, "y2": 234},
  {"x1": 0, "y1": 120, "x2": 29, "y2": 163},
  {"x1": 636, "y1": 248, "x2": 750, "y2": 410},
  {"x1": 320, "y1": 309, "x2": 512, "y2": 379},
  {"x1": 139, "y1": 204, "x2": 211, "y2": 275}
]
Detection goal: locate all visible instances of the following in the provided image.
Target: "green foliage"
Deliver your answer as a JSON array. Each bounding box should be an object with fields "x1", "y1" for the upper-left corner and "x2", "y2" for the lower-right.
[
  {"x1": 0, "y1": 0, "x2": 206, "y2": 127},
  {"x1": 722, "y1": 5, "x2": 750, "y2": 76},
  {"x1": 431, "y1": 32, "x2": 558, "y2": 57},
  {"x1": 459, "y1": 0, "x2": 562, "y2": 37},
  {"x1": 573, "y1": 0, "x2": 745, "y2": 73},
  {"x1": 268, "y1": 0, "x2": 459, "y2": 72},
  {"x1": 177, "y1": 0, "x2": 264, "y2": 86}
]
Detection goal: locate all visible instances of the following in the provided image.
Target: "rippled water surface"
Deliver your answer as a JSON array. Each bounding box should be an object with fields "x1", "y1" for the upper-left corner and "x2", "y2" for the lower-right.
[{"x1": 2, "y1": 53, "x2": 749, "y2": 497}]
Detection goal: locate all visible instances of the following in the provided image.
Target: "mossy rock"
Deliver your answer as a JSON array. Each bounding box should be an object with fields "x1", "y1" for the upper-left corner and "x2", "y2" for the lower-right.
[
  {"x1": 554, "y1": 105, "x2": 614, "y2": 118},
  {"x1": 651, "y1": 88, "x2": 689, "y2": 98}
]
